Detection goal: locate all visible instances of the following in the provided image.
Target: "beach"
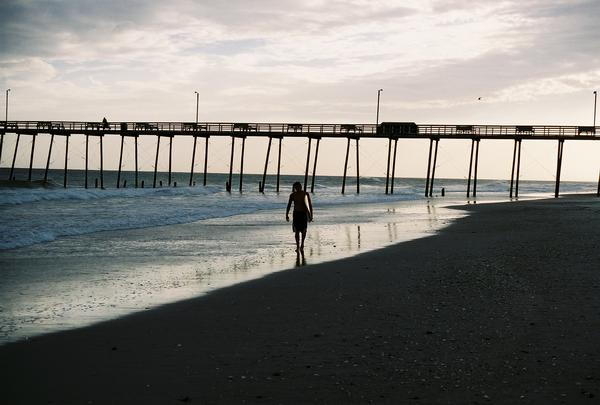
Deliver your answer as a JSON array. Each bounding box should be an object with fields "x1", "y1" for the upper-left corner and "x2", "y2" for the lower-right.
[{"x1": 2, "y1": 195, "x2": 599, "y2": 404}]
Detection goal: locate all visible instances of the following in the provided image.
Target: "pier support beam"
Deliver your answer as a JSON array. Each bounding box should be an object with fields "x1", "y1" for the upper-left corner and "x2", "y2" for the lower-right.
[
  {"x1": 356, "y1": 138, "x2": 360, "y2": 194},
  {"x1": 516, "y1": 140, "x2": 522, "y2": 198},
  {"x1": 134, "y1": 135, "x2": 139, "y2": 188},
  {"x1": 510, "y1": 139, "x2": 517, "y2": 198},
  {"x1": 385, "y1": 138, "x2": 392, "y2": 194},
  {"x1": 428, "y1": 139, "x2": 439, "y2": 197},
  {"x1": 390, "y1": 138, "x2": 398, "y2": 194},
  {"x1": 425, "y1": 139, "x2": 433, "y2": 197},
  {"x1": 9, "y1": 134, "x2": 20, "y2": 180},
  {"x1": 555, "y1": 139, "x2": 564, "y2": 198},
  {"x1": 189, "y1": 136, "x2": 197, "y2": 186},
  {"x1": 28, "y1": 134, "x2": 36, "y2": 181},
  {"x1": 203, "y1": 137, "x2": 209, "y2": 187},
  {"x1": 467, "y1": 139, "x2": 480, "y2": 198},
  {"x1": 341, "y1": 138, "x2": 360, "y2": 194},
  {"x1": 342, "y1": 138, "x2": 350, "y2": 194},
  {"x1": 44, "y1": 134, "x2": 54, "y2": 182},
  {"x1": 276, "y1": 137, "x2": 282, "y2": 193},
  {"x1": 85, "y1": 135, "x2": 89, "y2": 188},
  {"x1": 261, "y1": 137, "x2": 272, "y2": 193},
  {"x1": 304, "y1": 138, "x2": 312, "y2": 191},
  {"x1": 63, "y1": 135, "x2": 69, "y2": 188},
  {"x1": 0, "y1": 133, "x2": 4, "y2": 166},
  {"x1": 310, "y1": 137, "x2": 321, "y2": 193},
  {"x1": 473, "y1": 139, "x2": 480, "y2": 197},
  {"x1": 228, "y1": 136, "x2": 235, "y2": 192},
  {"x1": 239, "y1": 137, "x2": 246, "y2": 192},
  {"x1": 153, "y1": 135, "x2": 161, "y2": 188},
  {"x1": 100, "y1": 135, "x2": 104, "y2": 189},
  {"x1": 467, "y1": 139, "x2": 474, "y2": 198},
  {"x1": 168, "y1": 136, "x2": 173, "y2": 186},
  {"x1": 510, "y1": 139, "x2": 522, "y2": 198},
  {"x1": 117, "y1": 135, "x2": 124, "y2": 188}
]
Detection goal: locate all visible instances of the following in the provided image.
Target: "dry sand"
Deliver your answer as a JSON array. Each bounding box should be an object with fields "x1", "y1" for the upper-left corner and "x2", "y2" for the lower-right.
[{"x1": 1, "y1": 196, "x2": 600, "y2": 404}]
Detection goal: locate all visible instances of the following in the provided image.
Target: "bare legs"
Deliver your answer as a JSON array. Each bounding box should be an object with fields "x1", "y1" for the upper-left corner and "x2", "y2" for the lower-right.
[{"x1": 295, "y1": 230, "x2": 307, "y2": 254}]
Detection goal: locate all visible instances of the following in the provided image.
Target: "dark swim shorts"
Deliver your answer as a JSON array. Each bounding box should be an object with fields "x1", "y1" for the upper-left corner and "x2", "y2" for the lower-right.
[{"x1": 292, "y1": 211, "x2": 308, "y2": 233}]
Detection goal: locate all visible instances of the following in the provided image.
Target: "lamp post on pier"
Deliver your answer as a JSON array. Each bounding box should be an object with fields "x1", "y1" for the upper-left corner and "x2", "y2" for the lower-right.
[
  {"x1": 194, "y1": 91, "x2": 199, "y2": 124},
  {"x1": 1, "y1": 88, "x2": 9, "y2": 164},
  {"x1": 376, "y1": 88, "x2": 383, "y2": 125},
  {"x1": 594, "y1": 90, "x2": 597, "y2": 127},
  {"x1": 5, "y1": 88, "x2": 9, "y2": 122}
]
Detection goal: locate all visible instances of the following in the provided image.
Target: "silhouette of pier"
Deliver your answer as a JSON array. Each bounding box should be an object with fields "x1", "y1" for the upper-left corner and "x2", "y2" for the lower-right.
[{"x1": 1, "y1": 120, "x2": 598, "y2": 197}]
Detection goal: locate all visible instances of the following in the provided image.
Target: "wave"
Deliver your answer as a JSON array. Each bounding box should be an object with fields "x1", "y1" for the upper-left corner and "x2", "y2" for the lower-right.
[{"x1": 1, "y1": 175, "x2": 596, "y2": 251}]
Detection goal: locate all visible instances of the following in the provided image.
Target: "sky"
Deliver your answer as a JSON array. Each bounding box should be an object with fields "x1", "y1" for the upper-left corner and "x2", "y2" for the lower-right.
[{"x1": 1, "y1": 0, "x2": 600, "y2": 183}]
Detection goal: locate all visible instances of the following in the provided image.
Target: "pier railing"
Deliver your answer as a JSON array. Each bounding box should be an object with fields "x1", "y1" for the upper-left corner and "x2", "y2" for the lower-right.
[{"x1": 2, "y1": 121, "x2": 597, "y2": 140}]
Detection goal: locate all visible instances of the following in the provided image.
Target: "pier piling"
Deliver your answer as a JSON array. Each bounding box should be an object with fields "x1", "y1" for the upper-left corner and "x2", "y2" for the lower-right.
[
  {"x1": 425, "y1": 139, "x2": 433, "y2": 197},
  {"x1": 342, "y1": 138, "x2": 350, "y2": 194},
  {"x1": 168, "y1": 136, "x2": 173, "y2": 186},
  {"x1": 9, "y1": 134, "x2": 20, "y2": 181},
  {"x1": 44, "y1": 134, "x2": 54, "y2": 182},
  {"x1": 310, "y1": 137, "x2": 320, "y2": 193},
  {"x1": 134, "y1": 135, "x2": 139, "y2": 188},
  {"x1": 239, "y1": 137, "x2": 246, "y2": 192},
  {"x1": 100, "y1": 135, "x2": 104, "y2": 189},
  {"x1": 510, "y1": 140, "x2": 517, "y2": 198},
  {"x1": 428, "y1": 139, "x2": 439, "y2": 197},
  {"x1": 390, "y1": 138, "x2": 398, "y2": 194},
  {"x1": 276, "y1": 137, "x2": 282, "y2": 192},
  {"x1": 515, "y1": 140, "x2": 522, "y2": 198},
  {"x1": 189, "y1": 135, "x2": 198, "y2": 187},
  {"x1": 203, "y1": 137, "x2": 209, "y2": 187},
  {"x1": 555, "y1": 139, "x2": 564, "y2": 198},
  {"x1": 261, "y1": 137, "x2": 272, "y2": 193},
  {"x1": 356, "y1": 138, "x2": 360, "y2": 194},
  {"x1": 467, "y1": 139, "x2": 474, "y2": 197},
  {"x1": 28, "y1": 134, "x2": 36, "y2": 181},
  {"x1": 117, "y1": 135, "x2": 124, "y2": 188},
  {"x1": 473, "y1": 139, "x2": 480, "y2": 197},
  {"x1": 63, "y1": 135, "x2": 69, "y2": 188},
  {"x1": 228, "y1": 136, "x2": 235, "y2": 193},
  {"x1": 153, "y1": 135, "x2": 161, "y2": 188},
  {"x1": 385, "y1": 138, "x2": 392, "y2": 194},
  {"x1": 85, "y1": 135, "x2": 89, "y2": 188},
  {"x1": 304, "y1": 138, "x2": 312, "y2": 191}
]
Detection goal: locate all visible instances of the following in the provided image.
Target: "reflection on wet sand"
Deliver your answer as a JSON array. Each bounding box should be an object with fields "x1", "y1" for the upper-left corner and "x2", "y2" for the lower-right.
[{"x1": 295, "y1": 252, "x2": 307, "y2": 267}]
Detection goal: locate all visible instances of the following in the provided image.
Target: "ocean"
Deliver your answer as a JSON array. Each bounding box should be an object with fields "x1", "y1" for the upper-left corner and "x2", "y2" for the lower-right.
[{"x1": 0, "y1": 167, "x2": 596, "y2": 344}]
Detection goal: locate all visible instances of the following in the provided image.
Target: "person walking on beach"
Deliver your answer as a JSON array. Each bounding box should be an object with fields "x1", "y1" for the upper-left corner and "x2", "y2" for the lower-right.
[{"x1": 286, "y1": 182, "x2": 313, "y2": 254}]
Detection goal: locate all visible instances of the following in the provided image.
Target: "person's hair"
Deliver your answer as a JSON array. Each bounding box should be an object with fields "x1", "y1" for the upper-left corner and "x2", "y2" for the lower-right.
[{"x1": 293, "y1": 182, "x2": 302, "y2": 190}]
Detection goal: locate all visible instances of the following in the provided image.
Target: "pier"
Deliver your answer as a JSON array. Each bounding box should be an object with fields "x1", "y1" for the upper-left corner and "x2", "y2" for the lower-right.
[{"x1": 1, "y1": 120, "x2": 598, "y2": 197}]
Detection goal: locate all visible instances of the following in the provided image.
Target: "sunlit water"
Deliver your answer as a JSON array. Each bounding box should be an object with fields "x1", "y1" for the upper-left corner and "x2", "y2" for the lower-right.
[{"x1": 0, "y1": 168, "x2": 596, "y2": 344}]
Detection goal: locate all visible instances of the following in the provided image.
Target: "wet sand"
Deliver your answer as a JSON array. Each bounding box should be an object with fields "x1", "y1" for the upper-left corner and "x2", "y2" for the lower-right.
[{"x1": 2, "y1": 196, "x2": 600, "y2": 404}]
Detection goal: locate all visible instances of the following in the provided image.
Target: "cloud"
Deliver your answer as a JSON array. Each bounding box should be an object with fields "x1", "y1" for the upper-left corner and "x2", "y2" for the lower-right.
[{"x1": 0, "y1": 0, "x2": 598, "y2": 123}]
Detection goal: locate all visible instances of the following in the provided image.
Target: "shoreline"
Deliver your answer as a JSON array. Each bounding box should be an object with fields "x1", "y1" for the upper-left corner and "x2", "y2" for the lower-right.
[
  {"x1": 2, "y1": 195, "x2": 600, "y2": 403},
  {"x1": 0, "y1": 197, "x2": 464, "y2": 345}
]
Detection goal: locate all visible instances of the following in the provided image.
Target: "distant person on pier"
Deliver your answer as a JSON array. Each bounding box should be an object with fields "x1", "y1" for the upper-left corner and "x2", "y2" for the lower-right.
[
  {"x1": 286, "y1": 182, "x2": 313, "y2": 255},
  {"x1": 102, "y1": 117, "x2": 109, "y2": 129}
]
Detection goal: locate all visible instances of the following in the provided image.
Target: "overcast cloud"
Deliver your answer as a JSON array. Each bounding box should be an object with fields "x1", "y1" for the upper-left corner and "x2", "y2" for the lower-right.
[
  {"x1": 1, "y1": 0, "x2": 599, "y2": 180},
  {"x1": 1, "y1": 0, "x2": 598, "y2": 121}
]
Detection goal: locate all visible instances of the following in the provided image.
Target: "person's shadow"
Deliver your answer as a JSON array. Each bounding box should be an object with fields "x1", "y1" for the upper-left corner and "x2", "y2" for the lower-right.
[{"x1": 295, "y1": 251, "x2": 307, "y2": 267}]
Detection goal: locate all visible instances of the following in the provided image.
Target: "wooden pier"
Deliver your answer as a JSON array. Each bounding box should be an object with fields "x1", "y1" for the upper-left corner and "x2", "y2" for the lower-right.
[{"x1": 1, "y1": 120, "x2": 598, "y2": 197}]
